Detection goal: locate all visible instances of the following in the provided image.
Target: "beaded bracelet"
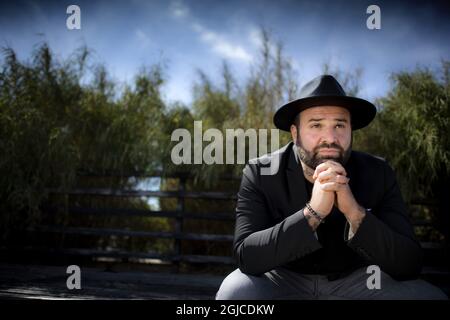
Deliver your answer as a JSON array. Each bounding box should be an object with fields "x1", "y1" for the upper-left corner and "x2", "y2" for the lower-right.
[{"x1": 305, "y1": 202, "x2": 325, "y2": 224}]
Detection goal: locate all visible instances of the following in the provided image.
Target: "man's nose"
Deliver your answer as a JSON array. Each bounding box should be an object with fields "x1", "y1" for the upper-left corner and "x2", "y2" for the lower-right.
[{"x1": 320, "y1": 127, "x2": 338, "y2": 144}]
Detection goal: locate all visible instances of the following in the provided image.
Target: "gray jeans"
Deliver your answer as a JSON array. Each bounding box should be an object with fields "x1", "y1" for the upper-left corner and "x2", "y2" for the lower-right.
[{"x1": 216, "y1": 267, "x2": 448, "y2": 300}]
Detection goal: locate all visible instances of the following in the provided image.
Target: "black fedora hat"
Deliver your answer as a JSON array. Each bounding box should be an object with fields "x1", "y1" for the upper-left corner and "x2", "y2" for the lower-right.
[{"x1": 273, "y1": 75, "x2": 376, "y2": 131}]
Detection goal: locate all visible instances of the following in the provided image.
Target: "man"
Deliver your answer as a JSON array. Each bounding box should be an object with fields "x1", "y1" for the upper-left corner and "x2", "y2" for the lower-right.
[{"x1": 216, "y1": 75, "x2": 447, "y2": 300}]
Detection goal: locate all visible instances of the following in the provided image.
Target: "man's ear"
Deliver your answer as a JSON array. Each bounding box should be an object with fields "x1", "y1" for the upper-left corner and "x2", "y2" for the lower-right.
[{"x1": 290, "y1": 124, "x2": 297, "y2": 142}]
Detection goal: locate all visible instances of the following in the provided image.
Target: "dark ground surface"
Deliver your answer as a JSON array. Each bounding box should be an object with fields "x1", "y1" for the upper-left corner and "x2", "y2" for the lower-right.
[
  {"x1": 0, "y1": 262, "x2": 448, "y2": 300},
  {"x1": 0, "y1": 263, "x2": 225, "y2": 300}
]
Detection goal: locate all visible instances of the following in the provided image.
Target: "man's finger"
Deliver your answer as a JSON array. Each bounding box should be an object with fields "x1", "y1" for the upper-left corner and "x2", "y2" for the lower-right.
[
  {"x1": 316, "y1": 167, "x2": 347, "y2": 182},
  {"x1": 314, "y1": 161, "x2": 347, "y2": 179},
  {"x1": 336, "y1": 175, "x2": 350, "y2": 184},
  {"x1": 317, "y1": 168, "x2": 336, "y2": 183},
  {"x1": 320, "y1": 182, "x2": 346, "y2": 191},
  {"x1": 320, "y1": 174, "x2": 349, "y2": 184},
  {"x1": 325, "y1": 161, "x2": 347, "y2": 176},
  {"x1": 313, "y1": 163, "x2": 330, "y2": 179}
]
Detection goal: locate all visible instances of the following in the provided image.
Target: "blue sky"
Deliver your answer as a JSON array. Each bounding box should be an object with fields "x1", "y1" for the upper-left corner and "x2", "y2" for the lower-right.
[{"x1": 1, "y1": 0, "x2": 449, "y2": 106}]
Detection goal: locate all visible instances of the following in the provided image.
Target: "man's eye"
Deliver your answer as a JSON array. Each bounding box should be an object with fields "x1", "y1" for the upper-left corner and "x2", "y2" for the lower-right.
[
  {"x1": 311, "y1": 124, "x2": 321, "y2": 128},
  {"x1": 336, "y1": 124, "x2": 345, "y2": 128}
]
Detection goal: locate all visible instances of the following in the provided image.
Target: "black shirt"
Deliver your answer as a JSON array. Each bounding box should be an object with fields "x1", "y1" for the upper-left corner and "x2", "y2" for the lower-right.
[{"x1": 284, "y1": 175, "x2": 366, "y2": 280}]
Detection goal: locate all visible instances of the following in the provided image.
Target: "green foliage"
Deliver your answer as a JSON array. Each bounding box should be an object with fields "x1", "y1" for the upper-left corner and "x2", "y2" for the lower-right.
[
  {"x1": 354, "y1": 62, "x2": 450, "y2": 200},
  {"x1": 193, "y1": 68, "x2": 240, "y2": 129},
  {"x1": 0, "y1": 43, "x2": 170, "y2": 245},
  {"x1": 182, "y1": 29, "x2": 298, "y2": 183},
  {"x1": 0, "y1": 44, "x2": 81, "y2": 237},
  {"x1": 322, "y1": 63, "x2": 363, "y2": 97}
]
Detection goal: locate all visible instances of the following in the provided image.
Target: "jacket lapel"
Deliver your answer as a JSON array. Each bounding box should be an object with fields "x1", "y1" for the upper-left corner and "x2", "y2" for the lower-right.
[
  {"x1": 344, "y1": 151, "x2": 366, "y2": 209},
  {"x1": 286, "y1": 143, "x2": 308, "y2": 212}
]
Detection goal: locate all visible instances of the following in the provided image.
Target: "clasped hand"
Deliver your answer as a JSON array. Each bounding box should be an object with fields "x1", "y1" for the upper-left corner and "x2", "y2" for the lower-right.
[{"x1": 309, "y1": 160, "x2": 361, "y2": 220}]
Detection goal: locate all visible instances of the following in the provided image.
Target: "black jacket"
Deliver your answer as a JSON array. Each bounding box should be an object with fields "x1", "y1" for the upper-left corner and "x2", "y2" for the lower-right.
[{"x1": 233, "y1": 142, "x2": 423, "y2": 280}]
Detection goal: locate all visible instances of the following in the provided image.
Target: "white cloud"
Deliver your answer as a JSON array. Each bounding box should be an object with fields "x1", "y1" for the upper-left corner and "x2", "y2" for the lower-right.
[
  {"x1": 169, "y1": 3, "x2": 252, "y2": 62},
  {"x1": 213, "y1": 40, "x2": 252, "y2": 62},
  {"x1": 249, "y1": 28, "x2": 262, "y2": 47},
  {"x1": 135, "y1": 28, "x2": 151, "y2": 48},
  {"x1": 170, "y1": 0, "x2": 189, "y2": 19},
  {"x1": 191, "y1": 22, "x2": 252, "y2": 62}
]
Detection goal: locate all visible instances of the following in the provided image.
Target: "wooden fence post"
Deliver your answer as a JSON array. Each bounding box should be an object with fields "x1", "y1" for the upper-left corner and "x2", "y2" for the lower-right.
[{"x1": 174, "y1": 175, "x2": 186, "y2": 272}]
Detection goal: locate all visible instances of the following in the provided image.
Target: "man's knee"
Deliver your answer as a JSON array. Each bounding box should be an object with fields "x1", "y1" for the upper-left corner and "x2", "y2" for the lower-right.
[
  {"x1": 362, "y1": 271, "x2": 448, "y2": 300},
  {"x1": 398, "y1": 279, "x2": 448, "y2": 300},
  {"x1": 216, "y1": 269, "x2": 270, "y2": 300}
]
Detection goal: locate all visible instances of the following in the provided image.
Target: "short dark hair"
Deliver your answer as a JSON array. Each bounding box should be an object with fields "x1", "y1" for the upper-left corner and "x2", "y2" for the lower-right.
[{"x1": 294, "y1": 113, "x2": 301, "y2": 127}]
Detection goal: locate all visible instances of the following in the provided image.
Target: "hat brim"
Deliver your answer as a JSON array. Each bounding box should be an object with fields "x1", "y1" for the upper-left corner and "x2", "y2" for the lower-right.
[{"x1": 273, "y1": 96, "x2": 377, "y2": 131}]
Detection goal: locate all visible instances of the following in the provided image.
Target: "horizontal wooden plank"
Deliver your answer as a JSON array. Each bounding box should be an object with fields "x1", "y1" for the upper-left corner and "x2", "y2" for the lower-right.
[
  {"x1": 43, "y1": 207, "x2": 434, "y2": 226},
  {"x1": 46, "y1": 188, "x2": 237, "y2": 200},
  {"x1": 420, "y1": 242, "x2": 446, "y2": 249},
  {"x1": 69, "y1": 249, "x2": 235, "y2": 264},
  {"x1": 43, "y1": 207, "x2": 431, "y2": 225},
  {"x1": 410, "y1": 199, "x2": 439, "y2": 206},
  {"x1": 75, "y1": 170, "x2": 241, "y2": 180},
  {"x1": 29, "y1": 225, "x2": 234, "y2": 242},
  {"x1": 42, "y1": 206, "x2": 235, "y2": 221},
  {"x1": 411, "y1": 219, "x2": 434, "y2": 226},
  {"x1": 29, "y1": 226, "x2": 443, "y2": 248},
  {"x1": 2, "y1": 247, "x2": 235, "y2": 265},
  {"x1": 180, "y1": 254, "x2": 235, "y2": 264}
]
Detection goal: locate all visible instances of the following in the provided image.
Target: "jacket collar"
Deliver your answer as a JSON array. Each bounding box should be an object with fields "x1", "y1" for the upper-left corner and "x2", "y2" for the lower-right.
[{"x1": 286, "y1": 142, "x2": 308, "y2": 206}]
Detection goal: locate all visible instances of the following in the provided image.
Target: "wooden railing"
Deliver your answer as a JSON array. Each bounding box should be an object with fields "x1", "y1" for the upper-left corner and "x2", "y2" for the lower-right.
[
  {"x1": 15, "y1": 173, "x2": 448, "y2": 284},
  {"x1": 27, "y1": 173, "x2": 239, "y2": 269}
]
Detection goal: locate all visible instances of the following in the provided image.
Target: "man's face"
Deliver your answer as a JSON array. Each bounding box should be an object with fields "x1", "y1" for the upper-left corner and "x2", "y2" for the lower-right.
[{"x1": 290, "y1": 106, "x2": 352, "y2": 169}]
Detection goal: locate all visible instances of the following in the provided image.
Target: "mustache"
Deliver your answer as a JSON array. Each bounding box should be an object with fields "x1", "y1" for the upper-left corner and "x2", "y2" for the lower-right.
[{"x1": 313, "y1": 143, "x2": 344, "y2": 154}]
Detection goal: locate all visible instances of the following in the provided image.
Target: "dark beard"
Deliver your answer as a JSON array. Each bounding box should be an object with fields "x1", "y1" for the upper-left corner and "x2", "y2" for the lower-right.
[{"x1": 295, "y1": 131, "x2": 352, "y2": 169}]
